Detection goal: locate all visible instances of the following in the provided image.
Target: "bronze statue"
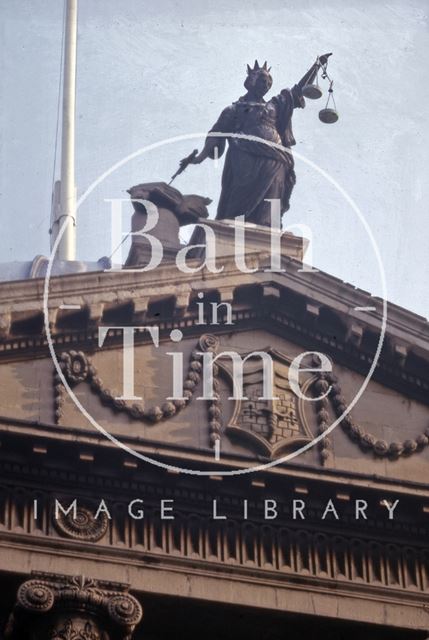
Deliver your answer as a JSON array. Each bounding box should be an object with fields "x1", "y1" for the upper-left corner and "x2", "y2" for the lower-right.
[{"x1": 178, "y1": 54, "x2": 332, "y2": 226}]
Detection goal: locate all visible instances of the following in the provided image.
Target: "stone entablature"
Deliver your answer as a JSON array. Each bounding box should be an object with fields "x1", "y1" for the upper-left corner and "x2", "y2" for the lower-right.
[
  {"x1": 0, "y1": 452, "x2": 428, "y2": 633},
  {"x1": 2, "y1": 488, "x2": 428, "y2": 596}
]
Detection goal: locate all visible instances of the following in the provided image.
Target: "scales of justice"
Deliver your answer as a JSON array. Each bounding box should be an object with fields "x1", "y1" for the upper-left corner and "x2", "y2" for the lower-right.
[{"x1": 124, "y1": 53, "x2": 338, "y2": 268}]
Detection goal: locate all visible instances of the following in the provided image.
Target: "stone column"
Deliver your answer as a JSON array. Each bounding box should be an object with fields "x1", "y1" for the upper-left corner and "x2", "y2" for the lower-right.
[{"x1": 5, "y1": 573, "x2": 143, "y2": 640}]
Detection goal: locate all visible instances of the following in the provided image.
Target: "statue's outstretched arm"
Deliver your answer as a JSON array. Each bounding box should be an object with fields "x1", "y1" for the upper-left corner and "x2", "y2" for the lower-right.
[{"x1": 296, "y1": 53, "x2": 332, "y2": 90}]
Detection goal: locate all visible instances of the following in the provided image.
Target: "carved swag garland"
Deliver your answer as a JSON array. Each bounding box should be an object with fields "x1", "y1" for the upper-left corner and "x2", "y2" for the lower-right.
[
  {"x1": 53, "y1": 337, "x2": 429, "y2": 464},
  {"x1": 53, "y1": 333, "x2": 222, "y2": 448},
  {"x1": 313, "y1": 369, "x2": 429, "y2": 465}
]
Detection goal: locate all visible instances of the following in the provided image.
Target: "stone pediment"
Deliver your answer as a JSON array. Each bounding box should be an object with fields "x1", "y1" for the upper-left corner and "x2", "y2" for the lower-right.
[
  {"x1": 39, "y1": 323, "x2": 429, "y2": 480},
  {"x1": 0, "y1": 234, "x2": 428, "y2": 481},
  {"x1": 0, "y1": 247, "x2": 427, "y2": 404}
]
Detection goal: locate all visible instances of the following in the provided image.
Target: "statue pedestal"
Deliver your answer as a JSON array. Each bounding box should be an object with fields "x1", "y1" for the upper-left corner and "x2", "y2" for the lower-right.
[
  {"x1": 122, "y1": 182, "x2": 308, "y2": 268},
  {"x1": 190, "y1": 218, "x2": 308, "y2": 262}
]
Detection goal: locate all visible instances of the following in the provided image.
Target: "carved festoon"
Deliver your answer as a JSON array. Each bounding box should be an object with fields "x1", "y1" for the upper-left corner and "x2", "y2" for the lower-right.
[
  {"x1": 54, "y1": 334, "x2": 222, "y2": 449},
  {"x1": 311, "y1": 367, "x2": 429, "y2": 465}
]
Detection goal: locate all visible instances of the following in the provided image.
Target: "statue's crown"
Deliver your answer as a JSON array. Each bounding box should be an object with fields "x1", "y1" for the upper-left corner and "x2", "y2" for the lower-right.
[{"x1": 247, "y1": 60, "x2": 271, "y2": 74}]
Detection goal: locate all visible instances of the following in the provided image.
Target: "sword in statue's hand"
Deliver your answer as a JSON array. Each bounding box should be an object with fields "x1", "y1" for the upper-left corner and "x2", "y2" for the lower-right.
[{"x1": 169, "y1": 149, "x2": 199, "y2": 185}]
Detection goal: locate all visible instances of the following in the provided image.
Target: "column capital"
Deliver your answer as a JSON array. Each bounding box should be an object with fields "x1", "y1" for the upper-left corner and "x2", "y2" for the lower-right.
[{"x1": 5, "y1": 572, "x2": 143, "y2": 640}]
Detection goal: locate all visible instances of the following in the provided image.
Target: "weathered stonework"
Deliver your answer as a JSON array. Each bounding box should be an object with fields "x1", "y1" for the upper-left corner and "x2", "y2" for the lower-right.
[{"x1": 0, "y1": 219, "x2": 428, "y2": 637}]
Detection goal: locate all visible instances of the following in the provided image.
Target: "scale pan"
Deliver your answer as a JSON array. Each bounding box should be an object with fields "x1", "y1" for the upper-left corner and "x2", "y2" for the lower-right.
[
  {"x1": 319, "y1": 108, "x2": 339, "y2": 124},
  {"x1": 302, "y1": 84, "x2": 323, "y2": 99}
]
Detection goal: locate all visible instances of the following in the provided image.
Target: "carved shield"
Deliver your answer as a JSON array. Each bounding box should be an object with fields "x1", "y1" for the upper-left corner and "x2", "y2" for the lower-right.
[{"x1": 226, "y1": 349, "x2": 313, "y2": 458}]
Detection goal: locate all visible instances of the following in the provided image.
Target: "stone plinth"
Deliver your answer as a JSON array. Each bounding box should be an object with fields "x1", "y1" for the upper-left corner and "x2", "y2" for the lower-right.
[{"x1": 189, "y1": 218, "x2": 308, "y2": 262}]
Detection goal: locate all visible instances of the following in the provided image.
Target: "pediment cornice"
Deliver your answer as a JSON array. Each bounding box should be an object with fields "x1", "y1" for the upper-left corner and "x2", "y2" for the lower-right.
[{"x1": 0, "y1": 255, "x2": 428, "y2": 403}]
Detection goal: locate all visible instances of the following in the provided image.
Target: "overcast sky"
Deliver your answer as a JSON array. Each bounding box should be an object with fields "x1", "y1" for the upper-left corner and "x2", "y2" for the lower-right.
[{"x1": 1, "y1": 0, "x2": 428, "y2": 318}]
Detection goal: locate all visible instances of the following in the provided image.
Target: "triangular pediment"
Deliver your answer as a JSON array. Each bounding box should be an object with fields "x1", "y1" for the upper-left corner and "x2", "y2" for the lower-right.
[{"x1": 0, "y1": 256, "x2": 428, "y2": 482}]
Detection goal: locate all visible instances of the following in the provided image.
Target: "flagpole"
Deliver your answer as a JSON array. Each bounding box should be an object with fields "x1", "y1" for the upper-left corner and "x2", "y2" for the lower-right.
[{"x1": 55, "y1": 0, "x2": 77, "y2": 261}]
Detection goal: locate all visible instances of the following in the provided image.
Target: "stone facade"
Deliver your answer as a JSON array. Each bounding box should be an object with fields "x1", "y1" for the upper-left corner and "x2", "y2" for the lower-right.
[{"x1": 0, "y1": 221, "x2": 428, "y2": 638}]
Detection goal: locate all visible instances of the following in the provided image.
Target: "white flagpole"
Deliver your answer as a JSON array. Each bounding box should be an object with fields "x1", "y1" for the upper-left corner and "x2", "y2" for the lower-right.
[{"x1": 56, "y1": 0, "x2": 77, "y2": 261}]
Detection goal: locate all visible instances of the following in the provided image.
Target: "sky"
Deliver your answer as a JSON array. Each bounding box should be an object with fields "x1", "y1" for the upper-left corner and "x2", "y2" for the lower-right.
[{"x1": 1, "y1": 0, "x2": 428, "y2": 319}]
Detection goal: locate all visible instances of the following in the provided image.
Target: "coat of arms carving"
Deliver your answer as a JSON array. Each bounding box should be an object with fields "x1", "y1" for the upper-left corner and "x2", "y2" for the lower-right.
[{"x1": 226, "y1": 349, "x2": 313, "y2": 458}]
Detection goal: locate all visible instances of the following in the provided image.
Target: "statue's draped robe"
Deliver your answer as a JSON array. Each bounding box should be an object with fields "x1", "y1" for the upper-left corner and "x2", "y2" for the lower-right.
[{"x1": 206, "y1": 86, "x2": 305, "y2": 226}]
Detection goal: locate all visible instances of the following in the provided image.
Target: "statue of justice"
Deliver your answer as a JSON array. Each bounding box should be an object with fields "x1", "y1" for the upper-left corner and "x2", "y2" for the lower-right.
[{"x1": 172, "y1": 53, "x2": 336, "y2": 227}]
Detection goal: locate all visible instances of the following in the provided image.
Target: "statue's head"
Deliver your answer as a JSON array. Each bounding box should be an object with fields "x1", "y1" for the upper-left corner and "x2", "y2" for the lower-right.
[{"x1": 244, "y1": 60, "x2": 273, "y2": 98}]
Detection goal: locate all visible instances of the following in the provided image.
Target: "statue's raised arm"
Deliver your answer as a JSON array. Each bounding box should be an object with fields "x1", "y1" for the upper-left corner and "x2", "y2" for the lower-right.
[{"x1": 295, "y1": 53, "x2": 332, "y2": 92}]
